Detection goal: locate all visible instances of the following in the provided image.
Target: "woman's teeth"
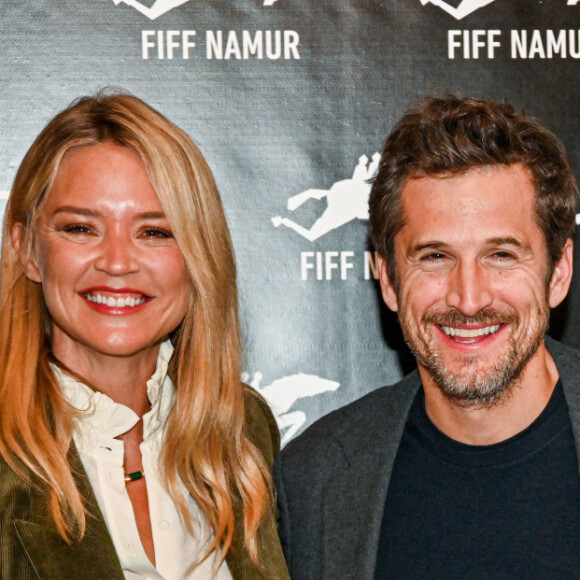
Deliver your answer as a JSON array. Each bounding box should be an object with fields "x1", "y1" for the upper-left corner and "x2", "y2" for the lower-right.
[{"x1": 85, "y1": 293, "x2": 147, "y2": 308}]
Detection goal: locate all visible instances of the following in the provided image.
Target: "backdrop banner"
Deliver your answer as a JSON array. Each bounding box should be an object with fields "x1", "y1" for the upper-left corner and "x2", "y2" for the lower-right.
[{"x1": 2, "y1": 0, "x2": 580, "y2": 444}]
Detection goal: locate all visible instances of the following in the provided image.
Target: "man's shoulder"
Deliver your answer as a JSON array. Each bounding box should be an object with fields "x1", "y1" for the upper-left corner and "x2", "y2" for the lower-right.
[
  {"x1": 547, "y1": 338, "x2": 580, "y2": 426},
  {"x1": 280, "y1": 370, "x2": 421, "y2": 466},
  {"x1": 547, "y1": 336, "x2": 580, "y2": 370}
]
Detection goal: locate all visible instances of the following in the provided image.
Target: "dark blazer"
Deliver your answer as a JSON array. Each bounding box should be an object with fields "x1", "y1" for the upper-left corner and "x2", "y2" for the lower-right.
[
  {"x1": 275, "y1": 338, "x2": 580, "y2": 580},
  {"x1": 0, "y1": 387, "x2": 290, "y2": 580}
]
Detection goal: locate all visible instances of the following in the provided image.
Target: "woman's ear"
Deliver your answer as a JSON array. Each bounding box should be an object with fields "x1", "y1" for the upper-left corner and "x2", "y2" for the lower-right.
[{"x1": 11, "y1": 222, "x2": 42, "y2": 283}]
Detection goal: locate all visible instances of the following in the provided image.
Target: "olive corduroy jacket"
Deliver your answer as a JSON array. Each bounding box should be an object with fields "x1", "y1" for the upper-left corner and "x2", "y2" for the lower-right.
[{"x1": 0, "y1": 386, "x2": 289, "y2": 580}]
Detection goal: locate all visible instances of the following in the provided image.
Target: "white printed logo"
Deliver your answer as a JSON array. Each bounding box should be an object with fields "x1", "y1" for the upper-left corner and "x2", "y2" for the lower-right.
[
  {"x1": 420, "y1": 0, "x2": 497, "y2": 20},
  {"x1": 271, "y1": 153, "x2": 380, "y2": 242},
  {"x1": 113, "y1": 0, "x2": 277, "y2": 19},
  {"x1": 242, "y1": 371, "x2": 340, "y2": 446},
  {"x1": 112, "y1": 0, "x2": 193, "y2": 20}
]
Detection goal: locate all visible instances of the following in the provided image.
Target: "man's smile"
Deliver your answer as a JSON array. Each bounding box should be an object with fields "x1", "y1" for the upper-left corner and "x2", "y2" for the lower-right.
[{"x1": 439, "y1": 324, "x2": 502, "y2": 343}]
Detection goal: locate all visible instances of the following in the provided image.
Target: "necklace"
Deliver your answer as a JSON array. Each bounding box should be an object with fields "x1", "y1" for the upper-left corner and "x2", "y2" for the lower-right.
[{"x1": 124, "y1": 467, "x2": 145, "y2": 483}]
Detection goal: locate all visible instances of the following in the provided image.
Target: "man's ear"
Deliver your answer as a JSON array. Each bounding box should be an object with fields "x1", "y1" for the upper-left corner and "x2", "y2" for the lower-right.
[
  {"x1": 11, "y1": 223, "x2": 41, "y2": 283},
  {"x1": 548, "y1": 238, "x2": 574, "y2": 309},
  {"x1": 378, "y1": 254, "x2": 399, "y2": 312}
]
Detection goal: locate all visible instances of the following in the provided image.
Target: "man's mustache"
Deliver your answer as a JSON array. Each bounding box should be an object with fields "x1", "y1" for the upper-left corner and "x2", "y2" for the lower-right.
[{"x1": 422, "y1": 307, "x2": 519, "y2": 327}]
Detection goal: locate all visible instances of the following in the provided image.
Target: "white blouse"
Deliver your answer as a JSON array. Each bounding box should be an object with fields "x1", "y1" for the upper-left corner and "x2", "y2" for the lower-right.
[{"x1": 54, "y1": 341, "x2": 233, "y2": 580}]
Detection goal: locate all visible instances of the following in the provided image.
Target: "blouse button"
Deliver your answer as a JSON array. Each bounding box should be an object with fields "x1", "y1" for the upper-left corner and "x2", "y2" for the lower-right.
[{"x1": 159, "y1": 520, "x2": 170, "y2": 531}]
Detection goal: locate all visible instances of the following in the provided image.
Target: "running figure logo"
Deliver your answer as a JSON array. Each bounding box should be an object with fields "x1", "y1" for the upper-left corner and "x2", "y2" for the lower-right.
[
  {"x1": 113, "y1": 0, "x2": 277, "y2": 18},
  {"x1": 242, "y1": 371, "x2": 340, "y2": 446},
  {"x1": 272, "y1": 153, "x2": 380, "y2": 242},
  {"x1": 419, "y1": 0, "x2": 497, "y2": 20},
  {"x1": 112, "y1": 0, "x2": 192, "y2": 20}
]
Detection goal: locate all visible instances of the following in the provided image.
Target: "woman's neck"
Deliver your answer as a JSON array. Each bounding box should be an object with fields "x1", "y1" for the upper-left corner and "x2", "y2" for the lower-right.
[{"x1": 51, "y1": 343, "x2": 160, "y2": 417}]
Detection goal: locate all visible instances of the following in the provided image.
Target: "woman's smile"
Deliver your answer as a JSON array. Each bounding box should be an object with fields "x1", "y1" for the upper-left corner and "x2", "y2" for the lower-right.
[{"x1": 81, "y1": 287, "x2": 151, "y2": 313}]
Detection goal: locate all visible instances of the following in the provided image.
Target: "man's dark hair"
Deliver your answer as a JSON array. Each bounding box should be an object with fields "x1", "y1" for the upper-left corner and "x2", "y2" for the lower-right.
[{"x1": 369, "y1": 95, "x2": 578, "y2": 286}]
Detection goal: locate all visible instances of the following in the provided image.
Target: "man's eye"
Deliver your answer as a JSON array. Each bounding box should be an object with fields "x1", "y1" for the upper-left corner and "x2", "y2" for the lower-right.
[
  {"x1": 492, "y1": 251, "x2": 515, "y2": 261},
  {"x1": 141, "y1": 227, "x2": 173, "y2": 239},
  {"x1": 422, "y1": 252, "x2": 446, "y2": 262}
]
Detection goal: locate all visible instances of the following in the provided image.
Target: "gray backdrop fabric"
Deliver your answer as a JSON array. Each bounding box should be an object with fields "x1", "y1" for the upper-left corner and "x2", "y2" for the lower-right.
[{"x1": 2, "y1": 0, "x2": 580, "y2": 444}]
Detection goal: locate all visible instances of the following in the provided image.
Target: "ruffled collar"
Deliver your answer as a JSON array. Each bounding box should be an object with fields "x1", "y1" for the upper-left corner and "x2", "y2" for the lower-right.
[{"x1": 53, "y1": 340, "x2": 175, "y2": 449}]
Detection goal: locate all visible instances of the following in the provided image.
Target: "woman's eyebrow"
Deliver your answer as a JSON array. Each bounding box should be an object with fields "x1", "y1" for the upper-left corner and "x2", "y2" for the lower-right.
[
  {"x1": 52, "y1": 206, "x2": 101, "y2": 217},
  {"x1": 51, "y1": 207, "x2": 167, "y2": 220},
  {"x1": 136, "y1": 211, "x2": 166, "y2": 220}
]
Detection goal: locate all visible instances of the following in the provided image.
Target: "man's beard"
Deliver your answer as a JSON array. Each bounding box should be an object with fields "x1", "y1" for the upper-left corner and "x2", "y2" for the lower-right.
[{"x1": 400, "y1": 304, "x2": 550, "y2": 408}]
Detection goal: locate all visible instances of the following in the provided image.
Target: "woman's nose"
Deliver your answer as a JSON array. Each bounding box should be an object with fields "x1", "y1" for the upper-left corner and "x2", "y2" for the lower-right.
[{"x1": 94, "y1": 231, "x2": 139, "y2": 275}]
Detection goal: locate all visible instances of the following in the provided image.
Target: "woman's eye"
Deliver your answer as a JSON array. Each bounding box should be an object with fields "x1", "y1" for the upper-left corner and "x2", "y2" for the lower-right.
[
  {"x1": 62, "y1": 224, "x2": 92, "y2": 234},
  {"x1": 141, "y1": 227, "x2": 173, "y2": 239}
]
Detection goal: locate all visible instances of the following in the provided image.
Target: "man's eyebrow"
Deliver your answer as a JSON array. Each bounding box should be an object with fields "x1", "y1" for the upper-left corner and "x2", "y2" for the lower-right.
[
  {"x1": 409, "y1": 241, "x2": 448, "y2": 254},
  {"x1": 409, "y1": 237, "x2": 532, "y2": 255},
  {"x1": 486, "y1": 236, "x2": 532, "y2": 251}
]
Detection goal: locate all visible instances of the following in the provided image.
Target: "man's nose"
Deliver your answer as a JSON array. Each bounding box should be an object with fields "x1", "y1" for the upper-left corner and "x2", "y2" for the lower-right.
[
  {"x1": 94, "y1": 231, "x2": 139, "y2": 276},
  {"x1": 445, "y1": 261, "x2": 493, "y2": 317}
]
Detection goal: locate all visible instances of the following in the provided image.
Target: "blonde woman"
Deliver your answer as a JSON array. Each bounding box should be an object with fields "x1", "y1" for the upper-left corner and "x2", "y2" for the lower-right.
[{"x1": 0, "y1": 92, "x2": 289, "y2": 579}]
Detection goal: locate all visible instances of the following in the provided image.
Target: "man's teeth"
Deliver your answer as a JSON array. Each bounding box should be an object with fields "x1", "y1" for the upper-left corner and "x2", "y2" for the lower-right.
[
  {"x1": 441, "y1": 324, "x2": 501, "y2": 338},
  {"x1": 85, "y1": 293, "x2": 147, "y2": 308}
]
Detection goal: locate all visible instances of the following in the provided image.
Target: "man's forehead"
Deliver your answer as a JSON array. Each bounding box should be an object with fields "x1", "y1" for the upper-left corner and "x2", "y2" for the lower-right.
[
  {"x1": 396, "y1": 164, "x2": 543, "y2": 246},
  {"x1": 400, "y1": 164, "x2": 535, "y2": 213},
  {"x1": 402, "y1": 163, "x2": 533, "y2": 193}
]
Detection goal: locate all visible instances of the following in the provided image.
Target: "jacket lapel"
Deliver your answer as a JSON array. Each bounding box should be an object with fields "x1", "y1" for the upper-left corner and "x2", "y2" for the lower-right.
[
  {"x1": 322, "y1": 372, "x2": 420, "y2": 580},
  {"x1": 14, "y1": 445, "x2": 124, "y2": 579},
  {"x1": 549, "y1": 337, "x2": 580, "y2": 470}
]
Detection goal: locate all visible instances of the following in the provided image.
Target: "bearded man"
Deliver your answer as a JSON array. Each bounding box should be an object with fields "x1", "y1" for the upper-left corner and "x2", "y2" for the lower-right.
[{"x1": 275, "y1": 95, "x2": 580, "y2": 579}]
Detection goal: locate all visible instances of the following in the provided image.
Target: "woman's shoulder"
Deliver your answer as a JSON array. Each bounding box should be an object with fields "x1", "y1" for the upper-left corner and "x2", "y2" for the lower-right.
[
  {"x1": 243, "y1": 385, "x2": 280, "y2": 465},
  {"x1": 0, "y1": 455, "x2": 36, "y2": 527},
  {"x1": 0, "y1": 454, "x2": 31, "y2": 490}
]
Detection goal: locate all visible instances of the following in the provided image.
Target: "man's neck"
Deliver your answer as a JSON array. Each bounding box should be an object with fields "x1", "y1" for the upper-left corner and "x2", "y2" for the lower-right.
[{"x1": 419, "y1": 342, "x2": 560, "y2": 445}]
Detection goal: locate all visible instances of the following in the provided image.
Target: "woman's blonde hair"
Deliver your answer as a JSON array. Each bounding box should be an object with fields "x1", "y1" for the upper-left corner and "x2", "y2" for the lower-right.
[{"x1": 0, "y1": 91, "x2": 272, "y2": 567}]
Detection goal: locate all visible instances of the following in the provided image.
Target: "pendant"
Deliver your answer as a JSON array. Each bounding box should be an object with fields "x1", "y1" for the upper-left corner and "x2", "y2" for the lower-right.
[{"x1": 124, "y1": 469, "x2": 145, "y2": 483}]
